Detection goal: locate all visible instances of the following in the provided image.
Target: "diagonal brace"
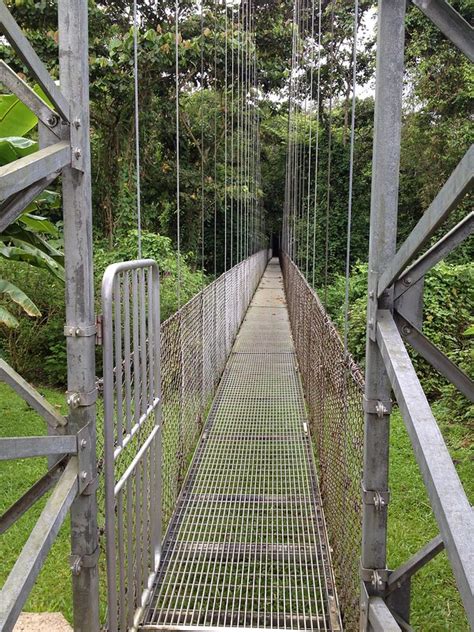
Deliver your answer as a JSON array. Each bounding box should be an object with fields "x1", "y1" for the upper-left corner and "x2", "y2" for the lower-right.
[
  {"x1": 0, "y1": 457, "x2": 78, "y2": 631},
  {"x1": 377, "y1": 310, "x2": 474, "y2": 625},
  {"x1": 411, "y1": 0, "x2": 474, "y2": 62},
  {"x1": 394, "y1": 310, "x2": 474, "y2": 402},
  {"x1": 395, "y1": 211, "x2": 474, "y2": 300},
  {"x1": 0, "y1": 458, "x2": 67, "y2": 535},
  {"x1": 378, "y1": 145, "x2": 474, "y2": 296},
  {"x1": 0, "y1": 359, "x2": 67, "y2": 429},
  {"x1": 0, "y1": 1, "x2": 69, "y2": 120},
  {"x1": 0, "y1": 174, "x2": 58, "y2": 232},
  {"x1": 0, "y1": 60, "x2": 61, "y2": 135}
]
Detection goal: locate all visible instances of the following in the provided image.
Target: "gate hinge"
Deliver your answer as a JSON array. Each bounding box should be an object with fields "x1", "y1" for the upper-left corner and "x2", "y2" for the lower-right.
[
  {"x1": 95, "y1": 314, "x2": 103, "y2": 346},
  {"x1": 69, "y1": 546, "x2": 100, "y2": 575},
  {"x1": 66, "y1": 388, "x2": 97, "y2": 409},
  {"x1": 363, "y1": 395, "x2": 392, "y2": 417},
  {"x1": 64, "y1": 323, "x2": 97, "y2": 338},
  {"x1": 360, "y1": 563, "x2": 389, "y2": 591},
  {"x1": 362, "y1": 483, "x2": 390, "y2": 510}
]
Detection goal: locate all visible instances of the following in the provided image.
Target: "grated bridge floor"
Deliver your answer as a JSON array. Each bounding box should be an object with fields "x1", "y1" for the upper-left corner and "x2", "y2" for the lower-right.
[{"x1": 141, "y1": 259, "x2": 341, "y2": 631}]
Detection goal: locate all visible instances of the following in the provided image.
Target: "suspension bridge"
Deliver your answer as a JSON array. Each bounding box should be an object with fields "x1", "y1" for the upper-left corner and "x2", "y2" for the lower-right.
[{"x1": 0, "y1": 0, "x2": 473, "y2": 631}]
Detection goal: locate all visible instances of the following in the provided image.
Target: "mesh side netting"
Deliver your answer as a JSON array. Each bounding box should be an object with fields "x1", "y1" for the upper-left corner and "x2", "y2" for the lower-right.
[{"x1": 281, "y1": 252, "x2": 364, "y2": 631}]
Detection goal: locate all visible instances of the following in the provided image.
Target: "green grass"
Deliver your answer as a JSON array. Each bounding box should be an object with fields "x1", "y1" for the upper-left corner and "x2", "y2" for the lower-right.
[
  {"x1": 388, "y1": 407, "x2": 473, "y2": 631},
  {"x1": 0, "y1": 383, "x2": 74, "y2": 620},
  {"x1": 1, "y1": 383, "x2": 472, "y2": 629}
]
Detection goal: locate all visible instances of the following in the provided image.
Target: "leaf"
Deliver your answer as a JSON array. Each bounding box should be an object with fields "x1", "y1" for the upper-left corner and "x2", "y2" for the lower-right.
[
  {"x1": 19, "y1": 213, "x2": 59, "y2": 236},
  {"x1": 0, "y1": 136, "x2": 38, "y2": 166},
  {"x1": 0, "y1": 93, "x2": 38, "y2": 136},
  {"x1": 0, "y1": 243, "x2": 65, "y2": 281},
  {"x1": 0, "y1": 305, "x2": 19, "y2": 328},
  {"x1": 0, "y1": 279, "x2": 41, "y2": 317}
]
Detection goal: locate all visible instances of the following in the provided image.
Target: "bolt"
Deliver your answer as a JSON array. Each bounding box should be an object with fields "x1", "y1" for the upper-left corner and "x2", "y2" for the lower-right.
[
  {"x1": 70, "y1": 556, "x2": 82, "y2": 576},
  {"x1": 67, "y1": 392, "x2": 81, "y2": 408},
  {"x1": 73, "y1": 147, "x2": 81, "y2": 160},
  {"x1": 75, "y1": 327, "x2": 81, "y2": 336},
  {"x1": 73, "y1": 118, "x2": 81, "y2": 129},
  {"x1": 368, "y1": 319, "x2": 374, "y2": 329},
  {"x1": 375, "y1": 400, "x2": 387, "y2": 418},
  {"x1": 369, "y1": 290, "x2": 374, "y2": 299},
  {"x1": 80, "y1": 439, "x2": 87, "y2": 450},
  {"x1": 47, "y1": 114, "x2": 58, "y2": 127},
  {"x1": 403, "y1": 276, "x2": 412, "y2": 286},
  {"x1": 80, "y1": 471, "x2": 88, "y2": 481},
  {"x1": 402, "y1": 325, "x2": 412, "y2": 336}
]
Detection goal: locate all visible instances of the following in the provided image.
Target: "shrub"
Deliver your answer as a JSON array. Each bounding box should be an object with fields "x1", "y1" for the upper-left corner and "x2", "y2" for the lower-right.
[
  {"x1": 0, "y1": 230, "x2": 207, "y2": 386},
  {"x1": 323, "y1": 260, "x2": 474, "y2": 424}
]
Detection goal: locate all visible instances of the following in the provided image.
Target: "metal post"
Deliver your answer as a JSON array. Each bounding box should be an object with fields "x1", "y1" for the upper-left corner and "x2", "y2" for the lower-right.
[
  {"x1": 58, "y1": 1, "x2": 100, "y2": 629},
  {"x1": 361, "y1": 0, "x2": 406, "y2": 625}
]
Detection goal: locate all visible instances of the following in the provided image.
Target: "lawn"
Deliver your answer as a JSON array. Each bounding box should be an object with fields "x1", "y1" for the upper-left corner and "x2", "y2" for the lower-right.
[{"x1": 0, "y1": 382, "x2": 472, "y2": 629}]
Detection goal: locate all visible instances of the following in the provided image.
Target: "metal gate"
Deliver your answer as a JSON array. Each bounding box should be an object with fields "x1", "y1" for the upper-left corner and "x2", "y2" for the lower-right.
[{"x1": 102, "y1": 260, "x2": 162, "y2": 631}]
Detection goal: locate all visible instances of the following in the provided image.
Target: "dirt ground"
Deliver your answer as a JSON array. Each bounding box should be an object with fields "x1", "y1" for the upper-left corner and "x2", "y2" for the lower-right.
[{"x1": 14, "y1": 613, "x2": 72, "y2": 631}]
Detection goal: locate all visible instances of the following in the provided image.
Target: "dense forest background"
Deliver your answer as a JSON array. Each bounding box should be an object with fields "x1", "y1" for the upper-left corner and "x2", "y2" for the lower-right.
[{"x1": 1, "y1": 0, "x2": 472, "y2": 387}]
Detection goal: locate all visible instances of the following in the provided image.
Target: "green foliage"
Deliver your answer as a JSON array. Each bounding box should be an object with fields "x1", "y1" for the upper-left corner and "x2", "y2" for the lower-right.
[
  {"x1": 95, "y1": 230, "x2": 207, "y2": 321},
  {"x1": 324, "y1": 260, "x2": 474, "y2": 425}
]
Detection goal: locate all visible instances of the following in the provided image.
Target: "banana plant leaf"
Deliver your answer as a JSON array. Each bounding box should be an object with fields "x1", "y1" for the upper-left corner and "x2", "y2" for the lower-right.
[
  {"x1": 18, "y1": 213, "x2": 58, "y2": 236},
  {"x1": 0, "y1": 279, "x2": 41, "y2": 317},
  {"x1": 0, "y1": 305, "x2": 19, "y2": 328},
  {"x1": 0, "y1": 93, "x2": 38, "y2": 137},
  {"x1": 0, "y1": 242, "x2": 65, "y2": 281},
  {"x1": 2, "y1": 223, "x2": 64, "y2": 262},
  {"x1": 0, "y1": 136, "x2": 38, "y2": 165}
]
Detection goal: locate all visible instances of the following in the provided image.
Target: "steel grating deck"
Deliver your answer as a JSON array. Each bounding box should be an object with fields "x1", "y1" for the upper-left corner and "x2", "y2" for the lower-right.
[{"x1": 142, "y1": 259, "x2": 341, "y2": 631}]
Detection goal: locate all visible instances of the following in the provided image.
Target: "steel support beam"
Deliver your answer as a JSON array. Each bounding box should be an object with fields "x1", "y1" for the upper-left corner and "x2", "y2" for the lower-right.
[
  {"x1": 378, "y1": 145, "x2": 474, "y2": 297},
  {"x1": 362, "y1": 0, "x2": 406, "y2": 609},
  {"x1": 411, "y1": 0, "x2": 474, "y2": 62},
  {"x1": 377, "y1": 310, "x2": 474, "y2": 625},
  {"x1": 0, "y1": 174, "x2": 57, "y2": 233},
  {"x1": 368, "y1": 597, "x2": 401, "y2": 632},
  {"x1": 0, "y1": 458, "x2": 67, "y2": 535},
  {"x1": 387, "y1": 535, "x2": 444, "y2": 595},
  {"x1": 0, "y1": 60, "x2": 61, "y2": 135},
  {"x1": 0, "y1": 1, "x2": 69, "y2": 120},
  {"x1": 394, "y1": 311, "x2": 474, "y2": 402},
  {"x1": 0, "y1": 435, "x2": 77, "y2": 460},
  {"x1": 0, "y1": 141, "x2": 70, "y2": 202},
  {"x1": 0, "y1": 359, "x2": 67, "y2": 429},
  {"x1": 58, "y1": 0, "x2": 100, "y2": 628},
  {"x1": 395, "y1": 211, "x2": 474, "y2": 300},
  {"x1": 0, "y1": 457, "x2": 78, "y2": 632}
]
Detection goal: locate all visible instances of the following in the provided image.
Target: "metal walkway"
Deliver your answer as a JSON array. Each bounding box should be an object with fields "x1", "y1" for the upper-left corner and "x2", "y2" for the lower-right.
[{"x1": 142, "y1": 259, "x2": 341, "y2": 631}]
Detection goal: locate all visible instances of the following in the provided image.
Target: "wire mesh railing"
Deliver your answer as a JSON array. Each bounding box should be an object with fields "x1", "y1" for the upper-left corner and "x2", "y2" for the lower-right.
[
  {"x1": 97, "y1": 249, "x2": 269, "y2": 629},
  {"x1": 281, "y1": 252, "x2": 364, "y2": 631}
]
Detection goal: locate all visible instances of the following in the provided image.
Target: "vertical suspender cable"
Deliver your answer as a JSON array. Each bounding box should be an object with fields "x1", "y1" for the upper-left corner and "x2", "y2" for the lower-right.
[
  {"x1": 230, "y1": 0, "x2": 234, "y2": 268},
  {"x1": 224, "y1": 0, "x2": 228, "y2": 271},
  {"x1": 201, "y1": 0, "x2": 206, "y2": 279},
  {"x1": 175, "y1": 0, "x2": 181, "y2": 306},
  {"x1": 311, "y1": 0, "x2": 321, "y2": 288},
  {"x1": 305, "y1": 0, "x2": 315, "y2": 280},
  {"x1": 324, "y1": 0, "x2": 335, "y2": 306},
  {"x1": 213, "y1": 0, "x2": 218, "y2": 277},
  {"x1": 133, "y1": 0, "x2": 142, "y2": 257},
  {"x1": 343, "y1": 0, "x2": 358, "y2": 354}
]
